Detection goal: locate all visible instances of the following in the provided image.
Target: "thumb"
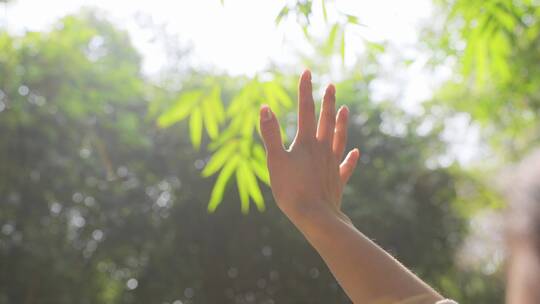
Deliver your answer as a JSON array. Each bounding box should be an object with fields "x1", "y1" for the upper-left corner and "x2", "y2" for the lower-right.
[{"x1": 259, "y1": 105, "x2": 285, "y2": 160}]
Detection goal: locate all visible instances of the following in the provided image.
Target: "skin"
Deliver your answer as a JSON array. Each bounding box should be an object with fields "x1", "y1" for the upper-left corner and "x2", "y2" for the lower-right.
[
  {"x1": 506, "y1": 237, "x2": 540, "y2": 304},
  {"x1": 258, "y1": 70, "x2": 445, "y2": 304}
]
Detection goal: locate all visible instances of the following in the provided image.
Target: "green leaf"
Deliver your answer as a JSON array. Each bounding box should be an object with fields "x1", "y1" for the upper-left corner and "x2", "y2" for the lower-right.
[
  {"x1": 298, "y1": 0, "x2": 313, "y2": 20},
  {"x1": 366, "y1": 42, "x2": 385, "y2": 53},
  {"x1": 321, "y1": 0, "x2": 328, "y2": 23},
  {"x1": 475, "y1": 36, "x2": 488, "y2": 87},
  {"x1": 263, "y1": 81, "x2": 293, "y2": 110},
  {"x1": 239, "y1": 138, "x2": 251, "y2": 156},
  {"x1": 227, "y1": 81, "x2": 256, "y2": 117},
  {"x1": 202, "y1": 141, "x2": 239, "y2": 177},
  {"x1": 207, "y1": 119, "x2": 242, "y2": 150},
  {"x1": 345, "y1": 14, "x2": 360, "y2": 25},
  {"x1": 241, "y1": 111, "x2": 255, "y2": 137},
  {"x1": 210, "y1": 86, "x2": 225, "y2": 123},
  {"x1": 243, "y1": 161, "x2": 265, "y2": 211},
  {"x1": 488, "y1": 2, "x2": 516, "y2": 31},
  {"x1": 253, "y1": 144, "x2": 267, "y2": 162},
  {"x1": 490, "y1": 32, "x2": 511, "y2": 81},
  {"x1": 189, "y1": 107, "x2": 203, "y2": 150},
  {"x1": 157, "y1": 91, "x2": 202, "y2": 128},
  {"x1": 227, "y1": 93, "x2": 245, "y2": 117},
  {"x1": 340, "y1": 29, "x2": 346, "y2": 65},
  {"x1": 250, "y1": 157, "x2": 270, "y2": 185},
  {"x1": 324, "y1": 23, "x2": 340, "y2": 55},
  {"x1": 236, "y1": 161, "x2": 251, "y2": 214},
  {"x1": 275, "y1": 5, "x2": 289, "y2": 25},
  {"x1": 202, "y1": 97, "x2": 219, "y2": 139},
  {"x1": 302, "y1": 26, "x2": 311, "y2": 40},
  {"x1": 207, "y1": 156, "x2": 240, "y2": 212}
]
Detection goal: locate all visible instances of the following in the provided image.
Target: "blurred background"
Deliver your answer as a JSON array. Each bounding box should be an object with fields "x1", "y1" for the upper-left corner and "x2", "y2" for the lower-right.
[{"x1": 1, "y1": 0, "x2": 539, "y2": 303}]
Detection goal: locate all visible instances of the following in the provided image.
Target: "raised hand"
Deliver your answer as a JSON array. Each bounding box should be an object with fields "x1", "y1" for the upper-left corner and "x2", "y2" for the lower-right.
[
  {"x1": 259, "y1": 70, "x2": 360, "y2": 226},
  {"x1": 259, "y1": 70, "x2": 445, "y2": 304}
]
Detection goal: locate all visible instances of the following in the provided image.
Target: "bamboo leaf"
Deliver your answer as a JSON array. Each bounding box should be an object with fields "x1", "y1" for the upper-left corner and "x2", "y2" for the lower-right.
[
  {"x1": 345, "y1": 14, "x2": 360, "y2": 25},
  {"x1": 263, "y1": 81, "x2": 293, "y2": 109},
  {"x1": 250, "y1": 157, "x2": 270, "y2": 186},
  {"x1": 253, "y1": 144, "x2": 267, "y2": 162},
  {"x1": 241, "y1": 113, "x2": 255, "y2": 138},
  {"x1": 322, "y1": 0, "x2": 328, "y2": 23},
  {"x1": 202, "y1": 141, "x2": 239, "y2": 177},
  {"x1": 189, "y1": 107, "x2": 203, "y2": 150},
  {"x1": 157, "y1": 91, "x2": 202, "y2": 128},
  {"x1": 275, "y1": 5, "x2": 289, "y2": 25},
  {"x1": 202, "y1": 97, "x2": 219, "y2": 139},
  {"x1": 324, "y1": 23, "x2": 340, "y2": 55},
  {"x1": 210, "y1": 86, "x2": 225, "y2": 123},
  {"x1": 302, "y1": 26, "x2": 310, "y2": 40},
  {"x1": 244, "y1": 161, "x2": 265, "y2": 211},
  {"x1": 207, "y1": 156, "x2": 240, "y2": 212},
  {"x1": 298, "y1": 0, "x2": 313, "y2": 20},
  {"x1": 207, "y1": 119, "x2": 243, "y2": 150},
  {"x1": 475, "y1": 36, "x2": 488, "y2": 87},
  {"x1": 340, "y1": 29, "x2": 346, "y2": 65},
  {"x1": 366, "y1": 42, "x2": 385, "y2": 53},
  {"x1": 489, "y1": 2, "x2": 516, "y2": 31},
  {"x1": 236, "y1": 161, "x2": 250, "y2": 214},
  {"x1": 227, "y1": 93, "x2": 245, "y2": 117},
  {"x1": 227, "y1": 81, "x2": 256, "y2": 117}
]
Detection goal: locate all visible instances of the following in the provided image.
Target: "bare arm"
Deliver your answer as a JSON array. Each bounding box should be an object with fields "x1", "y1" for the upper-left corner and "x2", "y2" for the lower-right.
[{"x1": 259, "y1": 70, "x2": 444, "y2": 304}]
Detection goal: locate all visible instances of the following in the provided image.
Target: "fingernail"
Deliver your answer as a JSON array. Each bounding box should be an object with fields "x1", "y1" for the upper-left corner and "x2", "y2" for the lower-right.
[
  {"x1": 338, "y1": 105, "x2": 348, "y2": 116},
  {"x1": 302, "y1": 69, "x2": 311, "y2": 81},
  {"x1": 261, "y1": 105, "x2": 272, "y2": 122},
  {"x1": 326, "y1": 84, "x2": 335, "y2": 95}
]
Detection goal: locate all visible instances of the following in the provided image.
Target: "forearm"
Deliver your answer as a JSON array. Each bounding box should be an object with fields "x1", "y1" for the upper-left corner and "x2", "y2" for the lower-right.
[{"x1": 289, "y1": 208, "x2": 443, "y2": 304}]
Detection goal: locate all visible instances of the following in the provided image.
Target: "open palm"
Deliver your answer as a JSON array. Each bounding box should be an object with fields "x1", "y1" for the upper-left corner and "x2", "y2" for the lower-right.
[{"x1": 259, "y1": 70, "x2": 359, "y2": 224}]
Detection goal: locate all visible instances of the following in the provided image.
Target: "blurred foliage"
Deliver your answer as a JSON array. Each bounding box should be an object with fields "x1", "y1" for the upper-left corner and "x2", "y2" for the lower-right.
[
  {"x1": 155, "y1": 75, "x2": 292, "y2": 213},
  {"x1": 426, "y1": 0, "x2": 540, "y2": 160},
  {"x1": 419, "y1": 1, "x2": 540, "y2": 298},
  {"x1": 0, "y1": 8, "x2": 505, "y2": 303},
  {"x1": 275, "y1": 0, "x2": 363, "y2": 64}
]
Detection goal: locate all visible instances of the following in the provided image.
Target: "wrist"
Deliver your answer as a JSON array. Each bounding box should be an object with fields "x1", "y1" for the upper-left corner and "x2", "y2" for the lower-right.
[{"x1": 280, "y1": 201, "x2": 352, "y2": 237}]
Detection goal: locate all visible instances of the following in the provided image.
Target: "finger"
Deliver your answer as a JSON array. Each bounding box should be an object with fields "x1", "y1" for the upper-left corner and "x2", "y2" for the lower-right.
[
  {"x1": 316, "y1": 84, "x2": 336, "y2": 145},
  {"x1": 295, "y1": 70, "x2": 316, "y2": 143},
  {"x1": 260, "y1": 105, "x2": 286, "y2": 160},
  {"x1": 340, "y1": 148, "x2": 360, "y2": 184},
  {"x1": 332, "y1": 105, "x2": 349, "y2": 160}
]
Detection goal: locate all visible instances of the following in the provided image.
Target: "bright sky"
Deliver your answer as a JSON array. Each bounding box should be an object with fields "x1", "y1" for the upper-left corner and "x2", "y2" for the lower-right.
[
  {"x1": 2, "y1": 0, "x2": 482, "y2": 164},
  {"x1": 5, "y1": 0, "x2": 433, "y2": 74},
  {"x1": 4, "y1": 0, "x2": 441, "y2": 110}
]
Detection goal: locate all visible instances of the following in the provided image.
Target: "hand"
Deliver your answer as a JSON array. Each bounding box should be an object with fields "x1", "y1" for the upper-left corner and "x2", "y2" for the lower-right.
[
  {"x1": 259, "y1": 70, "x2": 360, "y2": 227},
  {"x1": 259, "y1": 73, "x2": 444, "y2": 304}
]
